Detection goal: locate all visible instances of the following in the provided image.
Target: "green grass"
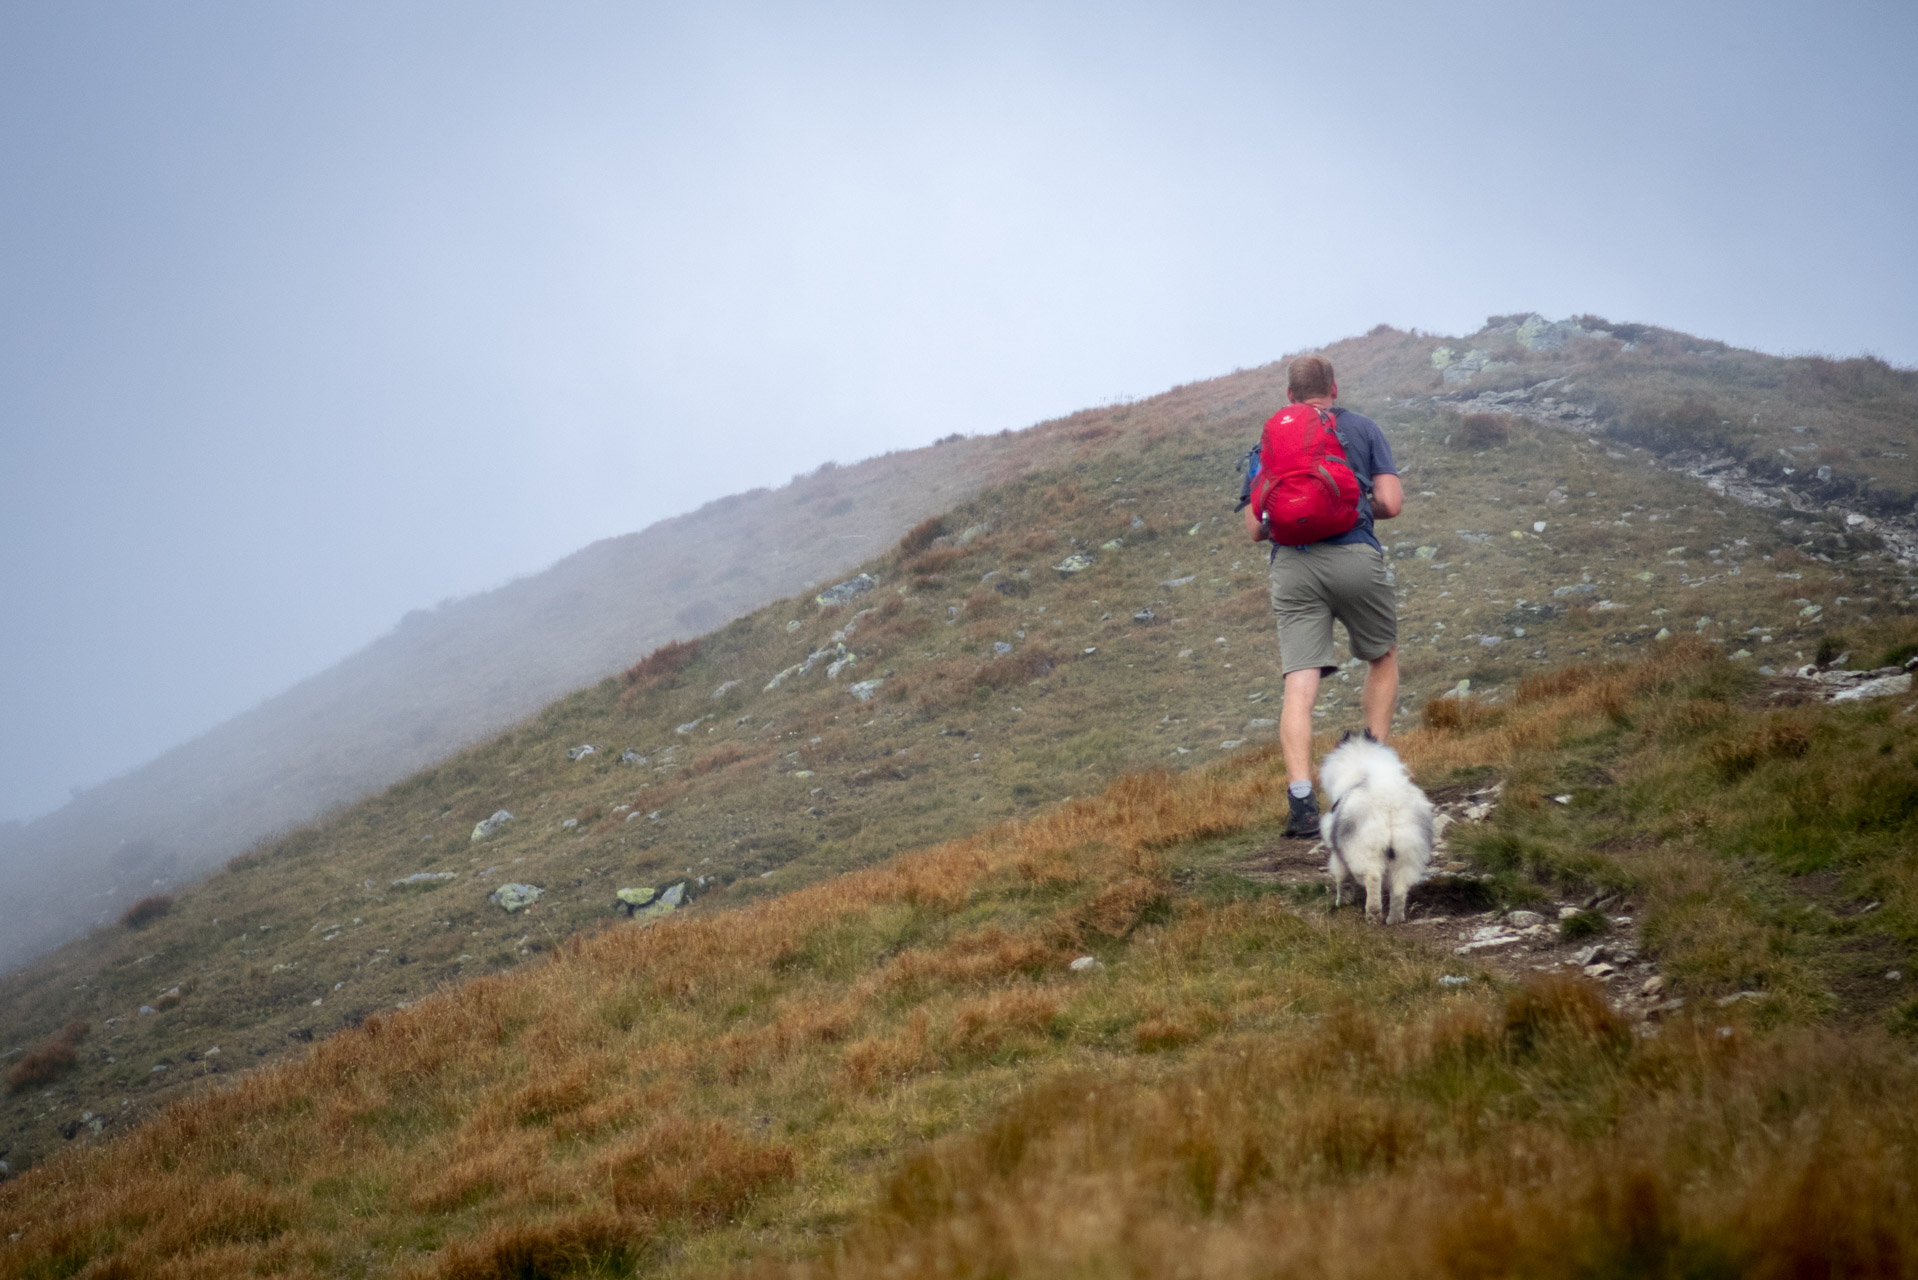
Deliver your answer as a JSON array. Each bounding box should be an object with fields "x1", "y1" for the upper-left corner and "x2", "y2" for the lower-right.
[{"x1": 1, "y1": 316, "x2": 1913, "y2": 1188}]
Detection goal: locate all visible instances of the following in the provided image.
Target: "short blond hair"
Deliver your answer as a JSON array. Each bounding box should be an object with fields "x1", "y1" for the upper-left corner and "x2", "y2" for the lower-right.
[{"x1": 1287, "y1": 356, "x2": 1336, "y2": 402}]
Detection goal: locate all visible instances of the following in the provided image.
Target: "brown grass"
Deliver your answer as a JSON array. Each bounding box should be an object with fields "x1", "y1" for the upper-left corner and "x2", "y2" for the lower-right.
[
  {"x1": 619, "y1": 638, "x2": 702, "y2": 708},
  {"x1": 898, "y1": 517, "x2": 946, "y2": 558},
  {"x1": 119, "y1": 894, "x2": 173, "y2": 929},
  {"x1": 7, "y1": 1020, "x2": 87, "y2": 1091}
]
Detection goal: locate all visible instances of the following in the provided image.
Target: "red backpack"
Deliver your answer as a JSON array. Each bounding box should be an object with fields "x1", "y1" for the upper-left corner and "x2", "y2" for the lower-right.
[{"x1": 1249, "y1": 405, "x2": 1362, "y2": 546}]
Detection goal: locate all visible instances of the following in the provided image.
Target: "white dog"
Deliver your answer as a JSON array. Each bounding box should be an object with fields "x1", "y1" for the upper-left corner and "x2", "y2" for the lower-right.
[{"x1": 1319, "y1": 730, "x2": 1434, "y2": 924}]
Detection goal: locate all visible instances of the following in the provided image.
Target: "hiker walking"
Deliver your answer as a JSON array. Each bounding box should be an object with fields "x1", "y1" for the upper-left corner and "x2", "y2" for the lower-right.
[{"x1": 1242, "y1": 355, "x2": 1404, "y2": 837}]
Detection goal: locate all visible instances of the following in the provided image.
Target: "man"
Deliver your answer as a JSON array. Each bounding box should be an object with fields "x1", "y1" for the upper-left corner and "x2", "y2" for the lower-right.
[{"x1": 1243, "y1": 355, "x2": 1404, "y2": 837}]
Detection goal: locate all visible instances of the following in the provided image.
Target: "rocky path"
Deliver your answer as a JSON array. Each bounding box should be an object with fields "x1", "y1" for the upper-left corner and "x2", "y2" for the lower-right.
[{"x1": 1230, "y1": 784, "x2": 1683, "y2": 1023}]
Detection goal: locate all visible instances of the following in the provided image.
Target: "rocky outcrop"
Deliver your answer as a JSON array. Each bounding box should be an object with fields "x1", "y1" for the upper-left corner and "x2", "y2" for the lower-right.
[{"x1": 469, "y1": 810, "x2": 513, "y2": 842}]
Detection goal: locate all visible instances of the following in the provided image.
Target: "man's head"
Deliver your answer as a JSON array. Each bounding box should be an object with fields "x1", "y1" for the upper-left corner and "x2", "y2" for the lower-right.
[{"x1": 1287, "y1": 355, "x2": 1337, "y2": 405}]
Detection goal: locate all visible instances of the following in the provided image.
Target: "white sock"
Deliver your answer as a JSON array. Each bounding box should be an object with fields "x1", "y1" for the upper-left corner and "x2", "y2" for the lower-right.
[{"x1": 1289, "y1": 780, "x2": 1314, "y2": 799}]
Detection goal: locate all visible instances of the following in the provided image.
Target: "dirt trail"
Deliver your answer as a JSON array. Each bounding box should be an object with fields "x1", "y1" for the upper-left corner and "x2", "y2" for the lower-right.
[{"x1": 1231, "y1": 784, "x2": 1683, "y2": 1022}]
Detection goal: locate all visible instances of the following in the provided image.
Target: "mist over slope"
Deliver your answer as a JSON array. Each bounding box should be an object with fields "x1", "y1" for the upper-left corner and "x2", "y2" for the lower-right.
[
  {"x1": 0, "y1": 434, "x2": 1054, "y2": 973},
  {"x1": 2, "y1": 314, "x2": 1914, "y2": 1194}
]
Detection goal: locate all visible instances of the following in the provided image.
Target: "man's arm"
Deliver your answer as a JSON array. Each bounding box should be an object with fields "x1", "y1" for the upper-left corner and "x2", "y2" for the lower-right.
[
  {"x1": 1371, "y1": 473, "x2": 1404, "y2": 519},
  {"x1": 1243, "y1": 503, "x2": 1268, "y2": 541}
]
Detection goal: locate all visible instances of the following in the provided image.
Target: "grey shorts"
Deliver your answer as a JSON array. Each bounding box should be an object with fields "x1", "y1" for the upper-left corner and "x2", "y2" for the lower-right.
[{"x1": 1268, "y1": 542, "x2": 1398, "y2": 676}]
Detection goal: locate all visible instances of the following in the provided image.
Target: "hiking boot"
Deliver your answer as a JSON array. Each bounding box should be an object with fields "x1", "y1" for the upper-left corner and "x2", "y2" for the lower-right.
[{"x1": 1284, "y1": 790, "x2": 1321, "y2": 839}]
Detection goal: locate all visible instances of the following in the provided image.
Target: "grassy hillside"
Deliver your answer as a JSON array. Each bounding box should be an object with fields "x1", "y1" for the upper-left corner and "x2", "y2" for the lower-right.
[
  {"x1": 4, "y1": 635, "x2": 1918, "y2": 1277},
  {"x1": 1, "y1": 315, "x2": 1914, "y2": 1267},
  {"x1": 0, "y1": 423, "x2": 1092, "y2": 974}
]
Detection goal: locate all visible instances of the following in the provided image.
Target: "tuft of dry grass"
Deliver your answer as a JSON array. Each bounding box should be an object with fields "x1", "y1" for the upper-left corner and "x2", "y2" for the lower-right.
[
  {"x1": 118, "y1": 894, "x2": 173, "y2": 929},
  {"x1": 7, "y1": 1020, "x2": 88, "y2": 1091}
]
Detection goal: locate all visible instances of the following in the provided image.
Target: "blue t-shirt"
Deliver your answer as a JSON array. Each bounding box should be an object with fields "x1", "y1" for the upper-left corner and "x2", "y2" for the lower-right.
[{"x1": 1315, "y1": 409, "x2": 1397, "y2": 551}]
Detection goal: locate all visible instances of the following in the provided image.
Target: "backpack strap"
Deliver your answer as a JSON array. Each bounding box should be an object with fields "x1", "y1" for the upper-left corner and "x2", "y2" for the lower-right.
[{"x1": 1327, "y1": 407, "x2": 1372, "y2": 497}]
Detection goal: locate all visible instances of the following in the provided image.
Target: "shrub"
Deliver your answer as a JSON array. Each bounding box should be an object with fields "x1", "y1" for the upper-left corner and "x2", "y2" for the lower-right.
[
  {"x1": 8, "y1": 1021, "x2": 88, "y2": 1091},
  {"x1": 621, "y1": 638, "x2": 700, "y2": 690},
  {"x1": 1451, "y1": 414, "x2": 1511, "y2": 449},
  {"x1": 898, "y1": 517, "x2": 946, "y2": 558},
  {"x1": 1814, "y1": 634, "x2": 1846, "y2": 667},
  {"x1": 1559, "y1": 910, "x2": 1611, "y2": 942},
  {"x1": 1608, "y1": 394, "x2": 1741, "y2": 457},
  {"x1": 120, "y1": 894, "x2": 173, "y2": 929}
]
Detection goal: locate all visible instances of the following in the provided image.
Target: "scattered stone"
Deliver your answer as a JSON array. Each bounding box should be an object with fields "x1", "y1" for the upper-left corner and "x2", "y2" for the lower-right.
[
  {"x1": 566, "y1": 744, "x2": 595, "y2": 762},
  {"x1": 1559, "y1": 906, "x2": 1581, "y2": 920},
  {"x1": 1715, "y1": 990, "x2": 1768, "y2": 1007},
  {"x1": 1552, "y1": 583, "x2": 1597, "y2": 597},
  {"x1": 392, "y1": 871, "x2": 456, "y2": 886},
  {"x1": 1655, "y1": 628, "x2": 1673, "y2": 641},
  {"x1": 1640, "y1": 975, "x2": 1665, "y2": 998},
  {"x1": 1161, "y1": 575, "x2": 1196, "y2": 586},
  {"x1": 1533, "y1": 521, "x2": 1547, "y2": 533},
  {"x1": 138, "y1": 1005, "x2": 155, "y2": 1016},
  {"x1": 615, "y1": 887, "x2": 657, "y2": 917},
  {"x1": 1730, "y1": 649, "x2": 1752, "y2": 660},
  {"x1": 1101, "y1": 539, "x2": 1125, "y2": 551},
  {"x1": 675, "y1": 717, "x2": 706, "y2": 735},
  {"x1": 489, "y1": 883, "x2": 543, "y2": 913},
  {"x1": 1583, "y1": 962, "x2": 1617, "y2": 979},
  {"x1": 1888, "y1": 971, "x2": 1903, "y2": 982},
  {"x1": 1438, "y1": 974, "x2": 1470, "y2": 989},
  {"x1": 636, "y1": 882, "x2": 686, "y2": 922},
  {"x1": 1478, "y1": 635, "x2": 1501, "y2": 648},
  {"x1": 470, "y1": 810, "x2": 513, "y2": 842},
  {"x1": 1054, "y1": 552, "x2": 1094, "y2": 574},
  {"x1": 815, "y1": 574, "x2": 877, "y2": 607},
  {"x1": 1553, "y1": 794, "x2": 1572, "y2": 805},
  {"x1": 848, "y1": 679, "x2": 884, "y2": 701},
  {"x1": 711, "y1": 680, "x2": 741, "y2": 699},
  {"x1": 1133, "y1": 608, "x2": 1156, "y2": 622},
  {"x1": 1069, "y1": 955, "x2": 1104, "y2": 973},
  {"x1": 1247, "y1": 718, "x2": 1277, "y2": 730},
  {"x1": 561, "y1": 818, "x2": 578, "y2": 829},
  {"x1": 1218, "y1": 739, "x2": 1244, "y2": 750},
  {"x1": 620, "y1": 749, "x2": 646, "y2": 765},
  {"x1": 1455, "y1": 927, "x2": 1522, "y2": 955},
  {"x1": 1505, "y1": 910, "x2": 1547, "y2": 929},
  {"x1": 1415, "y1": 546, "x2": 1438, "y2": 559},
  {"x1": 993, "y1": 641, "x2": 1013, "y2": 655}
]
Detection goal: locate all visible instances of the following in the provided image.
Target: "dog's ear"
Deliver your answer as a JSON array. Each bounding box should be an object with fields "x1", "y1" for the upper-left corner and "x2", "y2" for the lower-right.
[
  {"x1": 1362, "y1": 728, "x2": 1378, "y2": 742},
  {"x1": 1337, "y1": 729, "x2": 1356, "y2": 744}
]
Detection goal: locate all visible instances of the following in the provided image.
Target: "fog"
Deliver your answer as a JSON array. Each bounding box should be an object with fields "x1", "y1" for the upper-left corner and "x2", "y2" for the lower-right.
[{"x1": 2, "y1": 0, "x2": 1914, "y2": 827}]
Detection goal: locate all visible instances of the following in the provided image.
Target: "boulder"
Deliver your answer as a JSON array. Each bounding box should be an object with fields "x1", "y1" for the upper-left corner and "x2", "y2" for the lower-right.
[
  {"x1": 635, "y1": 882, "x2": 686, "y2": 922},
  {"x1": 848, "y1": 679, "x2": 884, "y2": 701},
  {"x1": 470, "y1": 810, "x2": 513, "y2": 842},
  {"x1": 615, "y1": 887, "x2": 656, "y2": 917},
  {"x1": 489, "y1": 883, "x2": 542, "y2": 912},
  {"x1": 815, "y1": 574, "x2": 877, "y2": 608},
  {"x1": 620, "y1": 749, "x2": 646, "y2": 765},
  {"x1": 1054, "y1": 552, "x2": 1094, "y2": 574},
  {"x1": 566, "y1": 744, "x2": 595, "y2": 762}
]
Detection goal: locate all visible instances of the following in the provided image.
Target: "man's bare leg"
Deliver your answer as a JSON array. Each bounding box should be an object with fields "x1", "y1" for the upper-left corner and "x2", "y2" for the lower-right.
[
  {"x1": 1361, "y1": 646, "x2": 1399, "y2": 741},
  {"x1": 1280, "y1": 667, "x2": 1322, "y2": 784}
]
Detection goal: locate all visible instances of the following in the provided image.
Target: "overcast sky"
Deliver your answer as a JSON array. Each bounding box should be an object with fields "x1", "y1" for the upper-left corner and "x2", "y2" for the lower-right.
[{"x1": 1, "y1": 0, "x2": 1913, "y2": 824}]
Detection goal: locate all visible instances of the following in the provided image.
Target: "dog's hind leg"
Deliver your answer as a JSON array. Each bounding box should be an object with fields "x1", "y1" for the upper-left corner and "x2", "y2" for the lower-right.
[
  {"x1": 1386, "y1": 860, "x2": 1414, "y2": 925},
  {"x1": 1326, "y1": 850, "x2": 1347, "y2": 909},
  {"x1": 1362, "y1": 868, "x2": 1384, "y2": 922}
]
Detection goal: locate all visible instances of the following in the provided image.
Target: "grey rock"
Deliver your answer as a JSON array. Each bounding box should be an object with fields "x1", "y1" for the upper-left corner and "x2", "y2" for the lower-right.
[
  {"x1": 1134, "y1": 608, "x2": 1156, "y2": 622},
  {"x1": 675, "y1": 717, "x2": 706, "y2": 735},
  {"x1": 1438, "y1": 974, "x2": 1470, "y2": 988},
  {"x1": 566, "y1": 744, "x2": 595, "y2": 762},
  {"x1": 993, "y1": 641, "x2": 1013, "y2": 656},
  {"x1": 489, "y1": 883, "x2": 543, "y2": 912},
  {"x1": 711, "y1": 680, "x2": 741, "y2": 699},
  {"x1": 635, "y1": 881, "x2": 686, "y2": 922},
  {"x1": 1552, "y1": 583, "x2": 1597, "y2": 597},
  {"x1": 1069, "y1": 955, "x2": 1104, "y2": 973},
  {"x1": 615, "y1": 887, "x2": 656, "y2": 917},
  {"x1": 1054, "y1": 552, "x2": 1094, "y2": 574},
  {"x1": 847, "y1": 679, "x2": 884, "y2": 702},
  {"x1": 620, "y1": 749, "x2": 646, "y2": 765},
  {"x1": 469, "y1": 810, "x2": 514, "y2": 842},
  {"x1": 1505, "y1": 910, "x2": 1547, "y2": 929},
  {"x1": 815, "y1": 574, "x2": 878, "y2": 607},
  {"x1": 392, "y1": 871, "x2": 457, "y2": 886}
]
